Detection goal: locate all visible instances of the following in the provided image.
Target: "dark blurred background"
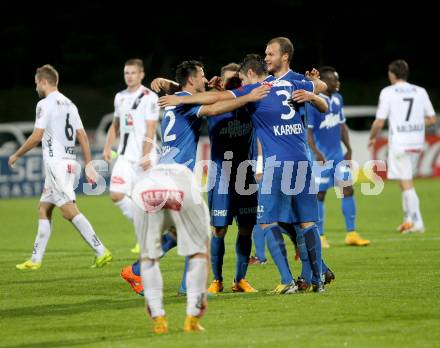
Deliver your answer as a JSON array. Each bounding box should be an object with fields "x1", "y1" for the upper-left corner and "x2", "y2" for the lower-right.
[{"x1": 0, "y1": 1, "x2": 437, "y2": 128}]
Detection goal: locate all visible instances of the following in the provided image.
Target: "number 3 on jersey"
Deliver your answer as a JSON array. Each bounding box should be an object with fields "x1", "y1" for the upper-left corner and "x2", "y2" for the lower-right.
[
  {"x1": 163, "y1": 110, "x2": 176, "y2": 142},
  {"x1": 276, "y1": 90, "x2": 296, "y2": 120}
]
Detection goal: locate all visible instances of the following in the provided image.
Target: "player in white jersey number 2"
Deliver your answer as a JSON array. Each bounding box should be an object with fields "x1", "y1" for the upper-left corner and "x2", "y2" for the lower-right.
[
  {"x1": 103, "y1": 59, "x2": 160, "y2": 253},
  {"x1": 131, "y1": 164, "x2": 210, "y2": 333},
  {"x1": 9, "y1": 65, "x2": 112, "y2": 270},
  {"x1": 369, "y1": 60, "x2": 436, "y2": 233}
]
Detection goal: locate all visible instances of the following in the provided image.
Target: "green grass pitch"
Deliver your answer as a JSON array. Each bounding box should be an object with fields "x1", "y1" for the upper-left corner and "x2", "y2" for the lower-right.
[{"x1": 1, "y1": 179, "x2": 439, "y2": 347}]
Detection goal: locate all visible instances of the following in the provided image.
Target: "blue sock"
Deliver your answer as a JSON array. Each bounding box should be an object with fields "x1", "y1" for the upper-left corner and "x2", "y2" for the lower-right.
[
  {"x1": 317, "y1": 199, "x2": 325, "y2": 236},
  {"x1": 264, "y1": 225, "x2": 293, "y2": 285},
  {"x1": 321, "y1": 259, "x2": 328, "y2": 274},
  {"x1": 132, "y1": 260, "x2": 141, "y2": 277},
  {"x1": 296, "y1": 232, "x2": 312, "y2": 283},
  {"x1": 179, "y1": 257, "x2": 188, "y2": 294},
  {"x1": 252, "y1": 225, "x2": 267, "y2": 262},
  {"x1": 235, "y1": 233, "x2": 252, "y2": 282},
  {"x1": 162, "y1": 232, "x2": 177, "y2": 253},
  {"x1": 298, "y1": 225, "x2": 322, "y2": 285},
  {"x1": 211, "y1": 236, "x2": 225, "y2": 281},
  {"x1": 342, "y1": 196, "x2": 356, "y2": 232}
]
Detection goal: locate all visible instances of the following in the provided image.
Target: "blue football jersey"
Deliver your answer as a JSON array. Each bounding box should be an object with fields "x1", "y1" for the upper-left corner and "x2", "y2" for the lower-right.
[
  {"x1": 306, "y1": 92, "x2": 346, "y2": 160},
  {"x1": 280, "y1": 69, "x2": 305, "y2": 82},
  {"x1": 207, "y1": 108, "x2": 253, "y2": 163},
  {"x1": 160, "y1": 91, "x2": 202, "y2": 170},
  {"x1": 231, "y1": 78, "x2": 314, "y2": 162}
]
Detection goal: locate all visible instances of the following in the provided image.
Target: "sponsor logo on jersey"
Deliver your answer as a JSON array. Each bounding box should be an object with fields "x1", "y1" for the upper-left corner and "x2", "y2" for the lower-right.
[
  {"x1": 141, "y1": 189, "x2": 184, "y2": 212},
  {"x1": 219, "y1": 119, "x2": 252, "y2": 138},
  {"x1": 111, "y1": 176, "x2": 126, "y2": 184},
  {"x1": 319, "y1": 113, "x2": 341, "y2": 129},
  {"x1": 64, "y1": 146, "x2": 75, "y2": 155}
]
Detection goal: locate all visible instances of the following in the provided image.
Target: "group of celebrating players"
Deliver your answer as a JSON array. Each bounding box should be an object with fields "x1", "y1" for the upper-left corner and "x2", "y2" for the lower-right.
[{"x1": 11, "y1": 35, "x2": 436, "y2": 334}]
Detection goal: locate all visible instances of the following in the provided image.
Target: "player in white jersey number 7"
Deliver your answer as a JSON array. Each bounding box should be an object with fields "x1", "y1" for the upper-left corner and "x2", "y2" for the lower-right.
[
  {"x1": 9, "y1": 64, "x2": 112, "y2": 270},
  {"x1": 369, "y1": 59, "x2": 436, "y2": 234}
]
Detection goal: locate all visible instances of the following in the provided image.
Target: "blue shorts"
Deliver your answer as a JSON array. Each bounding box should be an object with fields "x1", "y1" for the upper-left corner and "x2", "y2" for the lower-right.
[
  {"x1": 257, "y1": 161, "x2": 318, "y2": 224},
  {"x1": 313, "y1": 156, "x2": 352, "y2": 192},
  {"x1": 208, "y1": 161, "x2": 257, "y2": 227}
]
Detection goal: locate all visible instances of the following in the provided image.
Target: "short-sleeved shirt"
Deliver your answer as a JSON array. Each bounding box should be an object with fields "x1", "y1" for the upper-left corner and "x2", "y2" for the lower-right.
[
  {"x1": 307, "y1": 92, "x2": 345, "y2": 160},
  {"x1": 35, "y1": 91, "x2": 84, "y2": 163},
  {"x1": 230, "y1": 78, "x2": 314, "y2": 162},
  {"x1": 376, "y1": 81, "x2": 435, "y2": 151},
  {"x1": 159, "y1": 91, "x2": 202, "y2": 170},
  {"x1": 114, "y1": 85, "x2": 159, "y2": 162}
]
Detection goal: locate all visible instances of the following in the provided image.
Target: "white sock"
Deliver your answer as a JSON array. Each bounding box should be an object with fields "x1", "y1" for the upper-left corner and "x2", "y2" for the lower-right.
[
  {"x1": 115, "y1": 196, "x2": 134, "y2": 221},
  {"x1": 141, "y1": 259, "x2": 165, "y2": 318},
  {"x1": 402, "y1": 191, "x2": 411, "y2": 222},
  {"x1": 71, "y1": 214, "x2": 106, "y2": 256},
  {"x1": 31, "y1": 219, "x2": 52, "y2": 263},
  {"x1": 186, "y1": 257, "x2": 208, "y2": 317},
  {"x1": 405, "y1": 188, "x2": 424, "y2": 228}
]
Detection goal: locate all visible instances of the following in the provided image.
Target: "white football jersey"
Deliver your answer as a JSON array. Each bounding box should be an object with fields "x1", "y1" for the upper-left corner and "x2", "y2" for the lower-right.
[
  {"x1": 114, "y1": 85, "x2": 159, "y2": 162},
  {"x1": 34, "y1": 91, "x2": 84, "y2": 163},
  {"x1": 376, "y1": 81, "x2": 435, "y2": 151}
]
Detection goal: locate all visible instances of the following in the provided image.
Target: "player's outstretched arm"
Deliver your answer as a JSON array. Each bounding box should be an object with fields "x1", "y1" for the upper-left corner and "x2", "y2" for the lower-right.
[
  {"x1": 291, "y1": 91, "x2": 328, "y2": 113},
  {"x1": 8, "y1": 128, "x2": 44, "y2": 168},
  {"x1": 158, "y1": 90, "x2": 233, "y2": 108},
  {"x1": 199, "y1": 85, "x2": 270, "y2": 117},
  {"x1": 150, "y1": 78, "x2": 180, "y2": 94}
]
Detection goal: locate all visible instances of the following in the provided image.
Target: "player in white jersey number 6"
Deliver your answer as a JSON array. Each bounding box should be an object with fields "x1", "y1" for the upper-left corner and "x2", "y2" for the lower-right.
[{"x1": 9, "y1": 65, "x2": 112, "y2": 270}]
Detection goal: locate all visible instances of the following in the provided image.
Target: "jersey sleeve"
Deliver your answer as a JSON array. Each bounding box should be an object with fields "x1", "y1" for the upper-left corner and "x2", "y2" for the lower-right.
[
  {"x1": 72, "y1": 104, "x2": 84, "y2": 130},
  {"x1": 145, "y1": 93, "x2": 160, "y2": 121},
  {"x1": 376, "y1": 89, "x2": 390, "y2": 119},
  {"x1": 293, "y1": 80, "x2": 314, "y2": 93},
  {"x1": 421, "y1": 88, "x2": 435, "y2": 116},
  {"x1": 306, "y1": 103, "x2": 320, "y2": 129},
  {"x1": 114, "y1": 94, "x2": 120, "y2": 118},
  {"x1": 192, "y1": 104, "x2": 203, "y2": 118},
  {"x1": 34, "y1": 101, "x2": 49, "y2": 129},
  {"x1": 230, "y1": 84, "x2": 257, "y2": 98},
  {"x1": 339, "y1": 94, "x2": 346, "y2": 123}
]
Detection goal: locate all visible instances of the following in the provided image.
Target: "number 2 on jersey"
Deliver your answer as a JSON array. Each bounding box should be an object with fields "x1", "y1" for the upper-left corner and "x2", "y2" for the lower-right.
[
  {"x1": 163, "y1": 110, "x2": 176, "y2": 142},
  {"x1": 403, "y1": 97, "x2": 414, "y2": 121}
]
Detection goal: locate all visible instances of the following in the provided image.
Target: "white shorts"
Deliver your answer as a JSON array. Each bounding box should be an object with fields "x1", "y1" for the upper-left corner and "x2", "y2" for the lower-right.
[
  {"x1": 109, "y1": 156, "x2": 144, "y2": 195},
  {"x1": 387, "y1": 147, "x2": 420, "y2": 180},
  {"x1": 40, "y1": 160, "x2": 79, "y2": 207},
  {"x1": 132, "y1": 164, "x2": 211, "y2": 259}
]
